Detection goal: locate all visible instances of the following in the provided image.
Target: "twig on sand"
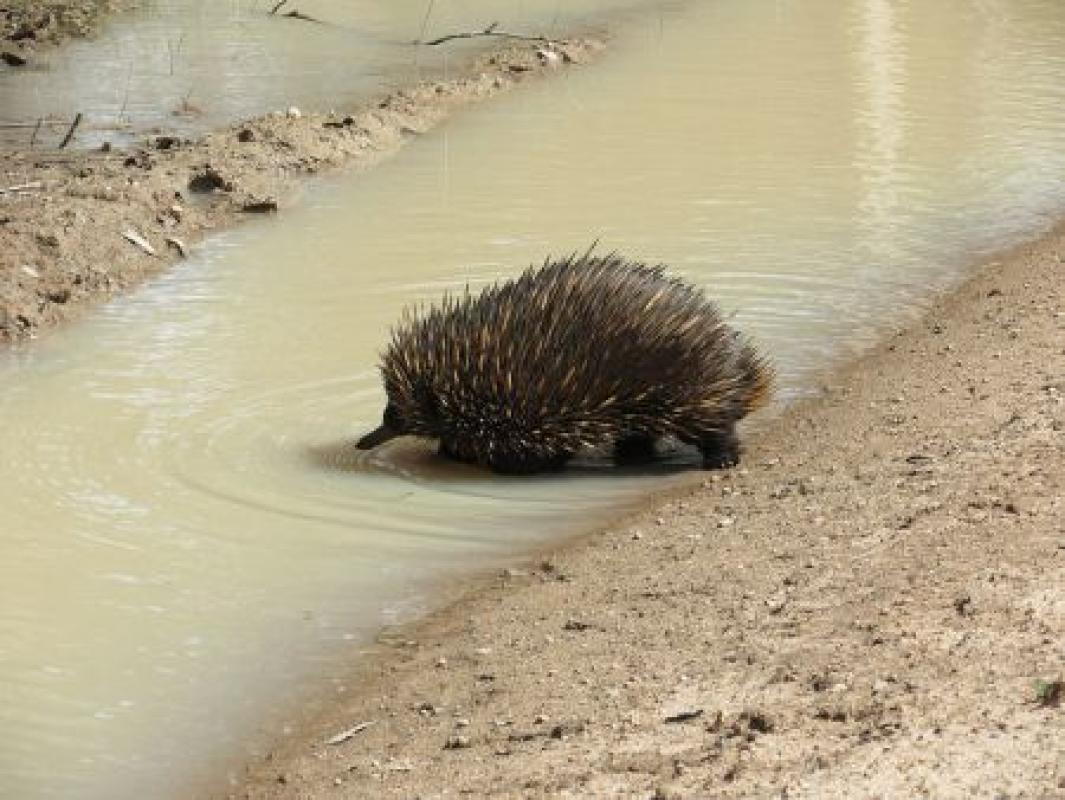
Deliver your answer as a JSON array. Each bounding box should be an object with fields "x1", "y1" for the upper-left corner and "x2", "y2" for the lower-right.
[
  {"x1": 269, "y1": 0, "x2": 288, "y2": 14},
  {"x1": 0, "y1": 181, "x2": 43, "y2": 195},
  {"x1": 122, "y1": 228, "x2": 158, "y2": 257},
  {"x1": 58, "y1": 112, "x2": 83, "y2": 149},
  {"x1": 414, "y1": 21, "x2": 552, "y2": 46},
  {"x1": 325, "y1": 720, "x2": 377, "y2": 746},
  {"x1": 29, "y1": 118, "x2": 42, "y2": 148}
]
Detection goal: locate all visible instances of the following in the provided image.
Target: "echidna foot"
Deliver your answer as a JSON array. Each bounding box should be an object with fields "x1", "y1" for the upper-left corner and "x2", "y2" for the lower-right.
[
  {"x1": 696, "y1": 427, "x2": 741, "y2": 470},
  {"x1": 489, "y1": 452, "x2": 570, "y2": 475},
  {"x1": 613, "y1": 434, "x2": 658, "y2": 465}
]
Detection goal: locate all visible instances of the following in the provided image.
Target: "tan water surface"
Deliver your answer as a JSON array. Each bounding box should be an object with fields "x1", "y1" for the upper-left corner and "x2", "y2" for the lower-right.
[
  {"x1": 0, "y1": 0, "x2": 644, "y2": 148},
  {"x1": 4, "y1": 0, "x2": 1065, "y2": 797}
]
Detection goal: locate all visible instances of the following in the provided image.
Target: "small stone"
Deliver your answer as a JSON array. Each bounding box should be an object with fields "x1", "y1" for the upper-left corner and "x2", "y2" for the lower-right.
[
  {"x1": 766, "y1": 592, "x2": 787, "y2": 614},
  {"x1": 287, "y1": 106, "x2": 302, "y2": 119},
  {"x1": 435, "y1": 656, "x2": 448, "y2": 668},
  {"x1": 444, "y1": 734, "x2": 470, "y2": 749},
  {"x1": 20, "y1": 265, "x2": 39, "y2": 279},
  {"x1": 455, "y1": 718, "x2": 470, "y2": 728}
]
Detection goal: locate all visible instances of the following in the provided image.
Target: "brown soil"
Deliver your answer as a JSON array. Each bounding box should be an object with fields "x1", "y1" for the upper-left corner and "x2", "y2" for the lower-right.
[
  {"x1": 230, "y1": 226, "x2": 1065, "y2": 799},
  {"x1": 0, "y1": 36, "x2": 603, "y2": 342},
  {"x1": 1, "y1": 0, "x2": 132, "y2": 54}
]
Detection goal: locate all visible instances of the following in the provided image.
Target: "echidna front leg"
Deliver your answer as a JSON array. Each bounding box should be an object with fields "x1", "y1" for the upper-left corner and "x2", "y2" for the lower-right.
[
  {"x1": 489, "y1": 451, "x2": 571, "y2": 475},
  {"x1": 438, "y1": 439, "x2": 476, "y2": 464},
  {"x1": 613, "y1": 434, "x2": 658, "y2": 465},
  {"x1": 697, "y1": 425, "x2": 741, "y2": 470}
]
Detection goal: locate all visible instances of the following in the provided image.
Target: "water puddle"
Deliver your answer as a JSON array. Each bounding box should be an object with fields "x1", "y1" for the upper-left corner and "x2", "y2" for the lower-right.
[
  {"x1": 4, "y1": 0, "x2": 1065, "y2": 797},
  {"x1": 0, "y1": 0, "x2": 644, "y2": 148}
]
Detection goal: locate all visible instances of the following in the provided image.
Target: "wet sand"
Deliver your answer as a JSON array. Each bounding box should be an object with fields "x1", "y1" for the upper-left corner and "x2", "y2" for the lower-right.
[
  {"x1": 0, "y1": 35, "x2": 602, "y2": 342},
  {"x1": 229, "y1": 225, "x2": 1065, "y2": 798}
]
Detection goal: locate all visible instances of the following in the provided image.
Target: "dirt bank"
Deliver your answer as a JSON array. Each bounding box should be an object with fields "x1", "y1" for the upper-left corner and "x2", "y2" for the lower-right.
[
  {"x1": 0, "y1": 36, "x2": 603, "y2": 342},
  {"x1": 230, "y1": 224, "x2": 1065, "y2": 798}
]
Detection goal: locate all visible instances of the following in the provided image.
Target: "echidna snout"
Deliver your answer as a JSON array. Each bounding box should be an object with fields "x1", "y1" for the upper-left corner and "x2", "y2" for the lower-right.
[
  {"x1": 356, "y1": 403, "x2": 405, "y2": 450},
  {"x1": 357, "y1": 252, "x2": 774, "y2": 474}
]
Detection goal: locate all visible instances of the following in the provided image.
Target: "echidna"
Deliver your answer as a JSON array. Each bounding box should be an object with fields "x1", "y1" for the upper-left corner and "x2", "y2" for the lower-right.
[{"x1": 357, "y1": 252, "x2": 773, "y2": 474}]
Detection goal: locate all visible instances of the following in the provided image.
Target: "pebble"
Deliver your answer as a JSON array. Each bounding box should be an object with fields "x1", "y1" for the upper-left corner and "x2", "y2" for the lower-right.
[
  {"x1": 766, "y1": 592, "x2": 787, "y2": 614},
  {"x1": 286, "y1": 106, "x2": 302, "y2": 119},
  {"x1": 435, "y1": 656, "x2": 448, "y2": 668},
  {"x1": 444, "y1": 734, "x2": 471, "y2": 749}
]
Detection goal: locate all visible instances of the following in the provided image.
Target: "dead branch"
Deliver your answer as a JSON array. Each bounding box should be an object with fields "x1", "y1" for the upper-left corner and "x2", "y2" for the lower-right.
[
  {"x1": 122, "y1": 228, "x2": 158, "y2": 257},
  {"x1": 414, "y1": 21, "x2": 552, "y2": 46},
  {"x1": 269, "y1": 0, "x2": 288, "y2": 13},
  {"x1": 281, "y1": 10, "x2": 322, "y2": 23},
  {"x1": 0, "y1": 181, "x2": 44, "y2": 195},
  {"x1": 58, "y1": 112, "x2": 83, "y2": 149}
]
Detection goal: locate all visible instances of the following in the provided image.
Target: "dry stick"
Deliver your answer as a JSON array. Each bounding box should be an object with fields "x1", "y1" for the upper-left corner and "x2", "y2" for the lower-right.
[
  {"x1": 269, "y1": 0, "x2": 288, "y2": 14},
  {"x1": 280, "y1": 10, "x2": 322, "y2": 23},
  {"x1": 29, "y1": 117, "x2": 42, "y2": 149},
  {"x1": 417, "y1": 0, "x2": 436, "y2": 43},
  {"x1": 0, "y1": 181, "x2": 43, "y2": 194},
  {"x1": 58, "y1": 112, "x2": 82, "y2": 149},
  {"x1": 414, "y1": 22, "x2": 552, "y2": 46},
  {"x1": 116, "y1": 60, "x2": 134, "y2": 123}
]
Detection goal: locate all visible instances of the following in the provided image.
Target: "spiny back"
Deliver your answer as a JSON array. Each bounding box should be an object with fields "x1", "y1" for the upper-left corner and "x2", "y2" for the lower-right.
[{"x1": 381, "y1": 253, "x2": 763, "y2": 446}]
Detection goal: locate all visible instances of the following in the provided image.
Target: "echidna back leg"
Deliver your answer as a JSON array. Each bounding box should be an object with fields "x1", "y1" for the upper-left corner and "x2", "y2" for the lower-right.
[
  {"x1": 696, "y1": 425, "x2": 741, "y2": 469},
  {"x1": 614, "y1": 434, "x2": 658, "y2": 466}
]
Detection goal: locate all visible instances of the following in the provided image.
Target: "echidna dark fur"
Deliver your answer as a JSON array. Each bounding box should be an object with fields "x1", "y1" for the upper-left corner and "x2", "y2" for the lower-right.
[{"x1": 357, "y1": 251, "x2": 774, "y2": 474}]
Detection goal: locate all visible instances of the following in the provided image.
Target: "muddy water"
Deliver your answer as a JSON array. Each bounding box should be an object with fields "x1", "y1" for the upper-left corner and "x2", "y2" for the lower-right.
[
  {"x1": 6, "y1": 0, "x2": 1065, "y2": 797},
  {"x1": 0, "y1": 0, "x2": 644, "y2": 148}
]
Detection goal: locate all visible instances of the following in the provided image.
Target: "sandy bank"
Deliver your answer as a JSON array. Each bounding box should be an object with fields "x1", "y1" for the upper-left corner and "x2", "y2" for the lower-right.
[
  {"x1": 0, "y1": 35, "x2": 603, "y2": 343},
  {"x1": 230, "y1": 225, "x2": 1065, "y2": 798}
]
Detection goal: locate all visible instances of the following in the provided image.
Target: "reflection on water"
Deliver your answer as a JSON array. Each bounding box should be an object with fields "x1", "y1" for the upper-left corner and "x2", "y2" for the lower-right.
[{"x1": 4, "y1": 0, "x2": 1065, "y2": 797}]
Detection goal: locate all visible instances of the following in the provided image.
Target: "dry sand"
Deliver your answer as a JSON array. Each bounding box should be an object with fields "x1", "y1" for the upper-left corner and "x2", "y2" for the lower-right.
[{"x1": 229, "y1": 226, "x2": 1065, "y2": 798}]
